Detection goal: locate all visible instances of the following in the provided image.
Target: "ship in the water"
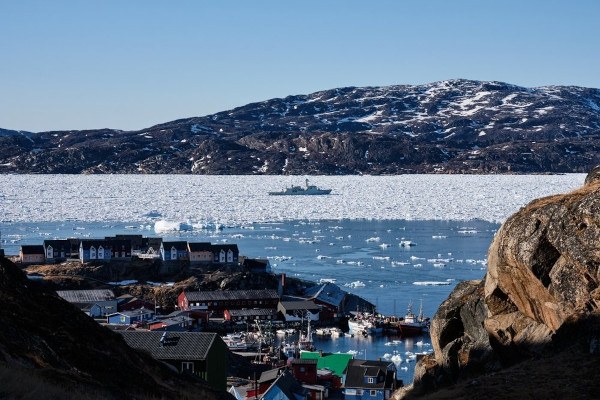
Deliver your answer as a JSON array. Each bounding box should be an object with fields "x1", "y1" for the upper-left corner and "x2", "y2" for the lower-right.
[{"x1": 268, "y1": 179, "x2": 332, "y2": 196}]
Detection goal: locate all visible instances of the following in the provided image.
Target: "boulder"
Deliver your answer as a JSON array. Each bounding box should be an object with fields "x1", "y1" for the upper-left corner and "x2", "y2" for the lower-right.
[
  {"x1": 484, "y1": 168, "x2": 600, "y2": 358},
  {"x1": 411, "y1": 280, "x2": 499, "y2": 395},
  {"x1": 403, "y1": 168, "x2": 600, "y2": 398}
]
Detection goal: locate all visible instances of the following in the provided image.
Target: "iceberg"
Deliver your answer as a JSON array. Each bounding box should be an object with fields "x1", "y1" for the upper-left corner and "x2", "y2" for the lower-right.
[{"x1": 154, "y1": 220, "x2": 193, "y2": 233}]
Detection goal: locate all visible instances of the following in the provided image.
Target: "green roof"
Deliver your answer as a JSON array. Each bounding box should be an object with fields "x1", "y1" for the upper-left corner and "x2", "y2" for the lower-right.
[{"x1": 300, "y1": 352, "x2": 353, "y2": 377}]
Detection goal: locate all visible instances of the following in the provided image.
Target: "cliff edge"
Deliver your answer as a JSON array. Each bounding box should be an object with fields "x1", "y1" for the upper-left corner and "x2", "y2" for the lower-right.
[{"x1": 398, "y1": 167, "x2": 600, "y2": 399}]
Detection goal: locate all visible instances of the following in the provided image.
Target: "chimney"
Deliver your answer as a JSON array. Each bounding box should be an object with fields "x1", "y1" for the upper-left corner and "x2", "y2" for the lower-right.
[{"x1": 278, "y1": 273, "x2": 286, "y2": 297}]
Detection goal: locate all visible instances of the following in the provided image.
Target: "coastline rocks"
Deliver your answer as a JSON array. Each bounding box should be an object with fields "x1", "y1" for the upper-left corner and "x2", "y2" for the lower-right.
[
  {"x1": 404, "y1": 167, "x2": 600, "y2": 397},
  {"x1": 409, "y1": 280, "x2": 499, "y2": 396},
  {"x1": 484, "y1": 166, "x2": 600, "y2": 357}
]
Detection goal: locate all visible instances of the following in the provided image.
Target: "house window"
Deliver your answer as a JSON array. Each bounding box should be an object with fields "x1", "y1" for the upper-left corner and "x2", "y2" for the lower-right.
[
  {"x1": 182, "y1": 362, "x2": 194, "y2": 373},
  {"x1": 370, "y1": 390, "x2": 377, "y2": 396},
  {"x1": 90, "y1": 246, "x2": 96, "y2": 259},
  {"x1": 299, "y1": 367, "x2": 305, "y2": 372},
  {"x1": 171, "y1": 247, "x2": 177, "y2": 260},
  {"x1": 46, "y1": 246, "x2": 53, "y2": 259},
  {"x1": 98, "y1": 246, "x2": 104, "y2": 259},
  {"x1": 368, "y1": 377, "x2": 374, "y2": 384}
]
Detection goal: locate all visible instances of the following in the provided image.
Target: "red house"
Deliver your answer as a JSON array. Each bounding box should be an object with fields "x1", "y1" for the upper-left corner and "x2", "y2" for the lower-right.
[
  {"x1": 291, "y1": 358, "x2": 318, "y2": 384},
  {"x1": 178, "y1": 289, "x2": 279, "y2": 318}
]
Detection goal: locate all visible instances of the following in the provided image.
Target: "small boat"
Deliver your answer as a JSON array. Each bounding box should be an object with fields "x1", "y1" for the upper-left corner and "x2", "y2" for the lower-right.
[
  {"x1": 222, "y1": 336, "x2": 249, "y2": 351},
  {"x1": 315, "y1": 328, "x2": 332, "y2": 337},
  {"x1": 329, "y1": 327, "x2": 344, "y2": 338},
  {"x1": 298, "y1": 319, "x2": 315, "y2": 351},
  {"x1": 388, "y1": 301, "x2": 430, "y2": 336},
  {"x1": 269, "y1": 179, "x2": 332, "y2": 196}
]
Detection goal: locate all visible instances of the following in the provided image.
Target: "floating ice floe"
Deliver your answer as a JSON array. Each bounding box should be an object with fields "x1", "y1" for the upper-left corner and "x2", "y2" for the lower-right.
[
  {"x1": 413, "y1": 281, "x2": 452, "y2": 286},
  {"x1": 391, "y1": 261, "x2": 410, "y2": 266},
  {"x1": 391, "y1": 354, "x2": 403, "y2": 364},
  {"x1": 399, "y1": 240, "x2": 416, "y2": 247},
  {"x1": 319, "y1": 278, "x2": 336, "y2": 284},
  {"x1": 154, "y1": 220, "x2": 193, "y2": 233},
  {"x1": 345, "y1": 280, "x2": 366, "y2": 288},
  {"x1": 366, "y1": 237, "x2": 380, "y2": 243}
]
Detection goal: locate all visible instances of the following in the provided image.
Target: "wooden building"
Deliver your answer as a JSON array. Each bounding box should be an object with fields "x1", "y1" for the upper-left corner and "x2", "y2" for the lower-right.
[
  {"x1": 160, "y1": 241, "x2": 189, "y2": 261},
  {"x1": 224, "y1": 307, "x2": 277, "y2": 323},
  {"x1": 19, "y1": 245, "x2": 45, "y2": 264},
  {"x1": 118, "y1": 331, "x2": 228, "y2": 391},
  {"x1": 343, "y1": 359, "x2": 398, "y2": 400},
  {"x1": 56, "y1": 289, "x2": 118, "y2": 317},
  {"x1": 178, "y1": 289, "x2": 279, "y2": 317}
]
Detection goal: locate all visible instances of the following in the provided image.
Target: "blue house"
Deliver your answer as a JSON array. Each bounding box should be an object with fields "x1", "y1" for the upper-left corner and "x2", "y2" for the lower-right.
[
  {"x1": 107, "y1": 308, "x2": 155, "y2": 325},
  {"x1": 261, "y1": 370, "x2": 308, "y2": 400},
  {"x1": 160, "y1": 241, "x2": 189, "y2": 261},
  {"x1": 56, "y1": 289, "x2": 118, "y2": 317},
  {"x1": 79, "y1": 240, "x2": 113, "y2": 263},
  {"x1": 304, "y1": 282, "x2": 347, "y2": 319},
  {"x1": 43, "y1": 239, "x2": 72, "y2": 262},
  {"x1": 104, "y1": 238, "x2": 133, "y2": 261},
  {"x1": 343, "y1": 359, "x2": 398, "y2": 400},
  {"x1": 212, "y1": 244, "x2": 239, "y2": 264}
]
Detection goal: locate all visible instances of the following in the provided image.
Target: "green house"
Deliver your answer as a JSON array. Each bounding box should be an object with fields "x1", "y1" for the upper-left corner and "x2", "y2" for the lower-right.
[{"x1": 119, "y1": 331, "x2": 228, "y2": 391}]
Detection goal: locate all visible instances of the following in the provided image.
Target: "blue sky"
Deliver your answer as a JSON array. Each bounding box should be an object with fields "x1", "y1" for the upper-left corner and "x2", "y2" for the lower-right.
[{"x1": 1, "y1": 0, "x2": 599, "y2": 132}]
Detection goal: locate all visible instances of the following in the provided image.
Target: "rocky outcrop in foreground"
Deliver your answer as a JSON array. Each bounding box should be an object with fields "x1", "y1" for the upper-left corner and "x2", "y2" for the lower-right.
[
  {"x1": 0, "y1": 256, "x2": 230, "y2": 399},
  {"x1": 399, "y1": 167, "x2": 600, "y2": 399}
]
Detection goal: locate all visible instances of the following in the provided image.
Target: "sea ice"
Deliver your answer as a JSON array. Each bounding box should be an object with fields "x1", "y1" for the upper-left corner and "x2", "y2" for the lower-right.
[{"x1": 0, "y1": 174, "x2": 585, "y2": 225}]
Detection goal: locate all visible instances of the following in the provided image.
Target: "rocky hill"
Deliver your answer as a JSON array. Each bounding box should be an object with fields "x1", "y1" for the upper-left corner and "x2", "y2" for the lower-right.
[
  {"x1": 0, "y1": 256, "x2": 230, "y2": 399},
  {"x1": 397, "y1": 167, "x2": 600, "y2": 399},
  {"x1": 2, "y1": 79, "x2": 600, "y2": 174}
]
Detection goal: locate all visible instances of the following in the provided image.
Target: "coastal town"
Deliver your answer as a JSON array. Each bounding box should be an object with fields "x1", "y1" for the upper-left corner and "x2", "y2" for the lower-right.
[{"x1": 8, "y1": 234, "x2": 431, "y2": 399}]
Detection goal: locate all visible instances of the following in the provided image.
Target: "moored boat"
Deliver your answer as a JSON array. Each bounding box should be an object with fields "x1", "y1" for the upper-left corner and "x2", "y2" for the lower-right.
[
  {"x1": 347, "y1": 312, "x2": 384, "y2": 335},
  {"x1": 387, "y1": 301, "x2": 430, "y2": 336},
  {"x1": 315, "y1": 328, "x2": 332, "y2": 337}
]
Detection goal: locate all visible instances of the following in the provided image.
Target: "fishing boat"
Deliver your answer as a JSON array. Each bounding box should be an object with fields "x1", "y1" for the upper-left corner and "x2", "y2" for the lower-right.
[
  {"x1": 298, "y1": 318, "x2": 315, "y2": 351},
  {"x1": 268, "y1": 179, "x2": 332, "y2": 196},
  {"x1": 387, "y1": 301, "x2": 430, "y2": 336},
  {"x1": 347, "y1": 312, "x2": 384, "y2": 335}
]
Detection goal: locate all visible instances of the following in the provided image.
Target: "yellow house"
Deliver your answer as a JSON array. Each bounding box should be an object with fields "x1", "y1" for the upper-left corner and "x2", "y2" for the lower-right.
[
  {"x1": 20, "y1": 245, "x2": 45, "y2": 264},
  {"x1": 188, "y1": 242, "x2": 213, "y2": 264}
]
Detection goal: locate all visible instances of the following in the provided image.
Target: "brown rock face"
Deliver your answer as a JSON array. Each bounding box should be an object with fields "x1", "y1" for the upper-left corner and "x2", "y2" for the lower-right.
[
  {"x1": 485, "y1": 173, "x2": 600, "y2": 358},
  {"x1": 404, "y1": 169, "x2": 600, "y2": 398}
]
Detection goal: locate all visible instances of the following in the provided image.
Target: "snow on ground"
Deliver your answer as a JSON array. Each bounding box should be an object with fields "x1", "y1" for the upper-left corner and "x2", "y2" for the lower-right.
[{"x1": 0, "y1": 174, "x2": 585, "y2": 225}]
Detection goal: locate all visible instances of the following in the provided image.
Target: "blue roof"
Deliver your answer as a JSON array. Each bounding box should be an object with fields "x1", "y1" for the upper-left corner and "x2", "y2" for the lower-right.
[{"x1": 304, "y1": 282, "x2": 346, "y2": 308}]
